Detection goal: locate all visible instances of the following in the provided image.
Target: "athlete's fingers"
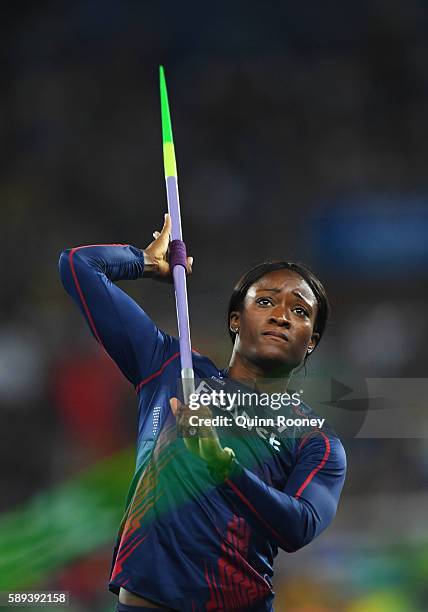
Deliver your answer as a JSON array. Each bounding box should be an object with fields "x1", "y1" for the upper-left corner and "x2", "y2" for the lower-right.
[
  {"x1": 169, "y1": 399, "x2": 225, "y2": 464},
  {"x1": 146, "y1": 216, "x2": 169, "y2": 259},
  {"x1": 160, "y1": 213, "x2": 171, "y2": 237},
  {"x1": 152, "y1": 213, "x2": 171, "y2": 254},
  {"x1": 170, "y1": 398, "x2": 201, "y2": 456},
  {"x1": 194, "y1": 404, "x2": 213, "y2": 436},
  {"x1": 152, "y1": 214, "x2": 192, "y2": 276},
  {"x1": 196, "y1": 411, "x2": 226, "y2": 465},
  {"x1": 170, "y1": 398, "x2": 196, "y2": 433},
  {"x1": 169, "y1": 397, "x2": 181, "y2": 417},
  {"x1": 152, "y1": 216, "x2": 169, "y2": 239}
]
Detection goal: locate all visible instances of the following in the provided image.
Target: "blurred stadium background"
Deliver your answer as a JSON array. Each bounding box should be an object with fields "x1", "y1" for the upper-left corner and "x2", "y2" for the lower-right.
[{"x1": 1, "y1": 1, "x2": 428, "y2": 610}]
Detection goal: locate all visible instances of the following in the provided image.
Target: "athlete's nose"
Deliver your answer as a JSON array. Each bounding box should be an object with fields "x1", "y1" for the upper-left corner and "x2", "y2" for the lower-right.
[{"x1": 268, "y1": 306, "x2": 291, "y2": 328}]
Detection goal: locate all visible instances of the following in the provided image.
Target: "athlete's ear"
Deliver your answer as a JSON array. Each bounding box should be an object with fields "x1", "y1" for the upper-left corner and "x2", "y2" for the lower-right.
[
  {"x1": 307, "y1": 332, "x2": 320, "y2": 354},
  {"x1": 229, "y1": 311, "x2": 240, "y2": 334}
]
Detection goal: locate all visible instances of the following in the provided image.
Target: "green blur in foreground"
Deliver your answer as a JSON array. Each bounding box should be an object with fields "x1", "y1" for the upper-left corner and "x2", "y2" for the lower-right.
[
  {"x1": 0, "y1": 448, "x2": 134, "y2": 590},
  {"x1": 0, "y1": 444, "x2": 427, "y2": 611}
]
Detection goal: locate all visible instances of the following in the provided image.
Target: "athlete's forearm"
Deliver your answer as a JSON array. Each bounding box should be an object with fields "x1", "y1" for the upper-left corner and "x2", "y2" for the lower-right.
[
  {"x1": 218, "y1": 461, "x2": 319, "y2": 552},
  {"x1": 59, "y1": 243, "x2": 149, "y2": 283},
  {"x1": 218, "y1": 436, "x2": 346, "y2": 552}
]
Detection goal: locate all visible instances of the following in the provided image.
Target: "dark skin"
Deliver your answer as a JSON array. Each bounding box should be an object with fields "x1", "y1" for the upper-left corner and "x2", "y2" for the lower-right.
[
  {"x1": 228, "y1": 268, "x2": 319, "y2": 389},
  {"x1": 120, "y1": 217, "x2": 319, "y2": 608},
  {"x1": 171, "y1": 268, "x2": 320, "y2": 466}
]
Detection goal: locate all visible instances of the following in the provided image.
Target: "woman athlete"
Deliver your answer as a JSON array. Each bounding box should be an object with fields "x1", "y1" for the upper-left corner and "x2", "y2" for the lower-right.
[{"x1": 59, "y1": 213, "x2": 346, "y2": 611}]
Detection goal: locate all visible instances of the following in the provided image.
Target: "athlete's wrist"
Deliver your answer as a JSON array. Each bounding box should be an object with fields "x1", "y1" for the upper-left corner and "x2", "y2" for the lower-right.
[{"x1": 142, "y1": 250, "x2": 159, "y2": 277}]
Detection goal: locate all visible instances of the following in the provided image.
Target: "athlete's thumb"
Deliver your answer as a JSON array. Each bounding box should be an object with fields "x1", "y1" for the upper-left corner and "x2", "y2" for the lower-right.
[
  {"x1": 169, "y1": 397, "x2": 181, "y2": 417},
  {"x1": 162, "y1": 213, "x2": 171, "y2": 234}
]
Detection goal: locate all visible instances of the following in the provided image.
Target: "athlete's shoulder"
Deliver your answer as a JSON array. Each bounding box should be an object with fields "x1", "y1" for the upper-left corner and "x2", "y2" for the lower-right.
[
  {"x1": 135, "y1": 339, "x2": 222, "y2": 390},
  {"x1": 291, "y1": 400, "x2": 346, "y2": 463},
  {"x1": 191, "y1": 349, "x2": 223, "y2": 378}
]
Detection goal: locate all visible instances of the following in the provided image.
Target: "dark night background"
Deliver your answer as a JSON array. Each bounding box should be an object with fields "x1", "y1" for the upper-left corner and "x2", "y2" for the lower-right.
[{"x1": 1, "y1": 2, "x2": 427, "y2": 610}]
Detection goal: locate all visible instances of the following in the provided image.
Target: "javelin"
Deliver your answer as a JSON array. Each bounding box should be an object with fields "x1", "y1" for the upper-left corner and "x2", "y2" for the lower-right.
[{"x1": 159, "y1": 66, "x2": 195, "y2": 404}]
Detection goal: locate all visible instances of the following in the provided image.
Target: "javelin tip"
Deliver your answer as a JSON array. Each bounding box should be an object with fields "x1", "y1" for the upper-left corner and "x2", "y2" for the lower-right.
[{"x1": 159, "y1": 66, "x2": 173, "y2": 145}]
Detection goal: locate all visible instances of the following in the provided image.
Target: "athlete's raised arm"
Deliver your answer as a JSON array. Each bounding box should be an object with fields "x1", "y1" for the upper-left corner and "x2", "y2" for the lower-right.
[{"x1": 58, "y1": 214, "x2": 193, "y2": 387}]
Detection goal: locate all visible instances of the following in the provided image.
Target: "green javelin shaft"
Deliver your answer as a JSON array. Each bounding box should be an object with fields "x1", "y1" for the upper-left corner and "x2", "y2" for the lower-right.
[{"x1": 159, "y1": 66, "x2": 194, "y2": 395}]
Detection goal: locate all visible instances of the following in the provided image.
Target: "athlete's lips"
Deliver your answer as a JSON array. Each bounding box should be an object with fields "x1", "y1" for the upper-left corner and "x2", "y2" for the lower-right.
[{"x1": 262, "y1": 330, "x2": 289, "y2": 342}]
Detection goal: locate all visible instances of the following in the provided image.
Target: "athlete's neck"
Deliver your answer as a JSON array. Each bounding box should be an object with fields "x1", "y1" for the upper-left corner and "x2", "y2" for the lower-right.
[{"x1": 227, "y1": 353, "x2": 292, "y2": 393}]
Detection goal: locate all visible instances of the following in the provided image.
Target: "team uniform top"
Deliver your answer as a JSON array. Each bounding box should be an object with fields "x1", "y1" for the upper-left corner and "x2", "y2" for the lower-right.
[{"x1": 59, "y1": 244, "x2": 346, "y2": 612}]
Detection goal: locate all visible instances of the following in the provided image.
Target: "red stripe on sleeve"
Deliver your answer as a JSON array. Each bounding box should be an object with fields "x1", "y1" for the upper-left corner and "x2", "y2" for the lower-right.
[
  {"x1": 68, "y1": 244, "x2": 128, "y2": 346},
  {"x1": 294, "y1": 430, "x2": 331, "y2": 499},
  {"x1": 135, "y1": 348, "x2": 201, "y2": 392},
  {"x1": 135, "y1": 352, "x2": 181, "y2": 392}
]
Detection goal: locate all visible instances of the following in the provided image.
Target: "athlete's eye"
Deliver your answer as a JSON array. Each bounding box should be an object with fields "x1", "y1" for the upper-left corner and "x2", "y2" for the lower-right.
[
  {"x1": 293, "y1": 306, "x2": 309, "y2": 317},
  {"x1": 256, "y1": 297, "x2": 273, "y2": 306}
]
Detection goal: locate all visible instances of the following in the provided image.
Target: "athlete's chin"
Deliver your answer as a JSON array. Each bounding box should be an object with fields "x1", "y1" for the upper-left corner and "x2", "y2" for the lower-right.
[{"x1": 252, "y1": 346, "x2": 299, "y2": 372}]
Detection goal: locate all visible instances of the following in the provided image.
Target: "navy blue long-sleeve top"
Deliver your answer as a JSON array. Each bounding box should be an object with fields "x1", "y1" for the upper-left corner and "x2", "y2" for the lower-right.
[{"x1": 59, "y1": 244, "x2": 346, "y2": 612}]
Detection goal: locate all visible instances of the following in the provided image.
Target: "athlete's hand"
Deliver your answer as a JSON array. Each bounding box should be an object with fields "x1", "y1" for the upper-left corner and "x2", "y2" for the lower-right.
[
  {"x1": 169, "y1": 398, "x2": 235, "y2": 479},
  {"x1": 143, "y1": 213, "x2": 193, "y2": 281}
]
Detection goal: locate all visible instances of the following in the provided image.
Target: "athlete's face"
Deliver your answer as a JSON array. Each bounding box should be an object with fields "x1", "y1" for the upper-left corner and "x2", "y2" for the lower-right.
[{"x1": 229, "y1": 269, "x2": 320, "y2": 375}]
